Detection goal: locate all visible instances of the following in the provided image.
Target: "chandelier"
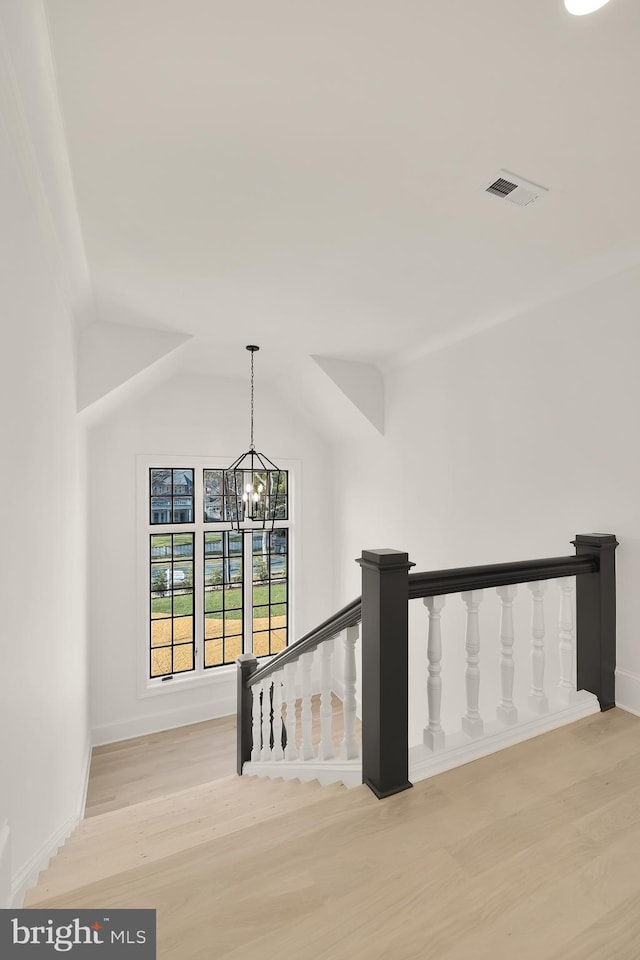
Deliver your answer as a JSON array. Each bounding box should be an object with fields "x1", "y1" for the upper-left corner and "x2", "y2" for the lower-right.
[{"x1": 225, "y1": 345, "x2": 285, "y2": 530}]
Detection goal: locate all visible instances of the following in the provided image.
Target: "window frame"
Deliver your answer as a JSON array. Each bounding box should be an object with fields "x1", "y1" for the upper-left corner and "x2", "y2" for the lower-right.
[{"x1": 137, "y1": 454, "x2": 298, "y2": 699}]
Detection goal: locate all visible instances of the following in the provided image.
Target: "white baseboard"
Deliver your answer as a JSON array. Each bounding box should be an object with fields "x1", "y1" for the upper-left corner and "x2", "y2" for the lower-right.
[
  {"x1": 79, "y1": 735, "x2": 92, "y2": 821},
  {"x1": 10, "y1": 737, "x2": 92, "y2": 908},
  {"x1": 615, "y1": 668, "x2": 640, "y2": 716},
  {"x1": 91, "y1": 696, "x2": 236, "y2": 747},
  {"x1": 10, "y1": 813, "x2": 77, "y2": 909}
]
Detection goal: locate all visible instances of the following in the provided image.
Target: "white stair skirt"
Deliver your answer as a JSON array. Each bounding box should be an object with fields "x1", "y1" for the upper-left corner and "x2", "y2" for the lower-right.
[
  {"x1": 409, "y1": 691, "x2": 599, "y2": 784},
  {"x1": 242, "y1": 759, "x2": 362, "y2": 788}
]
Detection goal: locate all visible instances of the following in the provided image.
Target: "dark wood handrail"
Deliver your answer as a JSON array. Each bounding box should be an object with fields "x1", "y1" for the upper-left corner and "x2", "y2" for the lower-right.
[
  {"x1": 408, "y1": 554, "x2": 598, "y2": 599},
  {"x1": 247, "y1": 554, "x2": 598, "y2": 687},
  {"x1": 247, "y1": 595, "x2": 362, "y2": 687}
]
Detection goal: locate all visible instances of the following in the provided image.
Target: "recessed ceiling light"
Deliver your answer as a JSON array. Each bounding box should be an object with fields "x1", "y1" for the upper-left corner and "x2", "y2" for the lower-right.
[{"x1": 564, "y1": 0, "x2": 612, "y2": 14}]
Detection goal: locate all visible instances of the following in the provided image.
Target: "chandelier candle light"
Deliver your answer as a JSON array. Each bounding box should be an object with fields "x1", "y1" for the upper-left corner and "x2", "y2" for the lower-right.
[{"x1": 225, "y1": 345, "x2": 286, "y2": 530}]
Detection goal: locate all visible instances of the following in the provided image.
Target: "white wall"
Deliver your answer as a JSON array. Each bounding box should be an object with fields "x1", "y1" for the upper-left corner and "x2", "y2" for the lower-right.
[
  {"x1": 87, "y1": 373, "x2": 334, "y2": 744},
  {"x1": 0, "y1": 1, "x2": 89, "y2": 905},
  {"x1": 331, "y1": 263, "x2": 640, "y2": 731}
]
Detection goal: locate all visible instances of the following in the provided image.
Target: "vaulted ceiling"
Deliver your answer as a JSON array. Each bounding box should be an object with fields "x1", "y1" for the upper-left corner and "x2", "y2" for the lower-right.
[{"x1": 44, "y1": 0, "x2": 640, "y2": 386}]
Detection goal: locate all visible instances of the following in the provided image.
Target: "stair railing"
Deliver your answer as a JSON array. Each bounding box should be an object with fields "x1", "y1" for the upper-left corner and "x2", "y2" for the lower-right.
[
  {"x1": 237, "y1": 533, "x2": 618, "y2": 798},
  {"x1": 236, "y1": 597, "x2": 362, "y2": 783}
]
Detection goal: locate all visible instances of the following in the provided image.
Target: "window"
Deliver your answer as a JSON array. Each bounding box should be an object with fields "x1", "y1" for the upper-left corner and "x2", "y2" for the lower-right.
[{"x1": 144, "y1": 460, "x2": 292, "y2": 684}]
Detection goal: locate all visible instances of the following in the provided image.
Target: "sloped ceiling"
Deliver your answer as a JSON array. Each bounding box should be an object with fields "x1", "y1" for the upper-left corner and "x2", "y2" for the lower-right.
[{"x1": 41, "y1": 0, "x2": 640, "y2": 393}]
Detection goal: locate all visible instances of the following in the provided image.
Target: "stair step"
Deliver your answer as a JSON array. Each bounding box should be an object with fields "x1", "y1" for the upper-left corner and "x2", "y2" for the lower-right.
[{"x1": 25, "y1": 777, "x2": 346, "y2": 904}]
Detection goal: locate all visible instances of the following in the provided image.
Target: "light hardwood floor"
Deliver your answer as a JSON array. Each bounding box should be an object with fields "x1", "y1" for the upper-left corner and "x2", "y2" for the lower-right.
[{"x1": 26, "y1": 707, "x2": 640, "y2": 959}]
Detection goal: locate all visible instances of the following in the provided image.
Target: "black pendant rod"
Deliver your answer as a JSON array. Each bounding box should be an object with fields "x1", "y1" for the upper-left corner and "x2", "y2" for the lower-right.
[{"x1": 246, "y1": 345, "x2": 259, "y2": 451}]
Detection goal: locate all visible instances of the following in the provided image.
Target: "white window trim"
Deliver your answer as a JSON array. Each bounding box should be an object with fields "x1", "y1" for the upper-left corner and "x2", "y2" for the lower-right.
[{"x1": 136, "y1": 453, "x2": 300, "y2": 700}]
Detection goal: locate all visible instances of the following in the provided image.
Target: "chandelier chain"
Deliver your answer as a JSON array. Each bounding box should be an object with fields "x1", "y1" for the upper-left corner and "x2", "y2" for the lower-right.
[{"x1": 250, "y1": 347, "x2": 255, "y2": 451}]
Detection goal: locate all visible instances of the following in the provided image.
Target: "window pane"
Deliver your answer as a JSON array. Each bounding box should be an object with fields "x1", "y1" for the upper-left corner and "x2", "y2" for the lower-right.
[
  {"x1": 253, "y1": 632, "x2": 270, "y2": 658},
  {"x1": 253, "y1": 532, "x2": 269, "y2": 556},
  {"x1": 270, "y1": 603, "x2": 287, "y2": 626},
  {"x1": 253, "y1": 558, "x2": 269, "y2": 583},
  {"x1": 173, "y1": 497, "x2": 193, "y2": 523},
  {"x1": 204, "y1": 497, "x2": 223, "y2": 522},
  {"x1": 173, "y1": 592, "x2": 193, "y2": 616},
  {"x1": 225, "y1": 616, "x2": 243, "y2": 638},
  {"x1": 151, "y1": 497, "x2": 171, "y2": 524},
  {"x1": 270, "y1": 581, "x2": 287, "y2": 605},
  {"x1": 204, "y1": 587, "x2": 223, "y2": 614},
  {"x1": 173, "y1": 644, "x2": 194, "y2": 673},
  {"x1": 224, "y1": 496, "x2": 240, "y2": 523},
  {"x1": 270, "y1": 472, "x2": 288, "y2": 519},
  {"x1": 204, "y1": 469, "x2": 223, "y2": 496},
  {"x1": 225, "y1": 636, "x2": 242, "y2": 663},
  {"x1": 273, "y1": 500, "x2": 287, "y2": 520},
  {"x1": 173, "y1": 616, "x2": 192, "y2": 643},
  {"x1": 205, "y1": 638, "x2": 223, "y2": 667},
  {"x1": 204, "y1": 532, "x2": 223, "y2": 556},
  {"x1": 173, "y1": 469, "x2": 194, "y2": 494},
  {"x1": 204, "y1": 613, "x2": 223, "y2": 639},
  {"x1": 224, "y1": 585, "x2": 242, "y2": 611},
  {"x1": 270, "y1": 629, "x2": 287, "y2": 653},
  {"x1": 151, "y1": 563, "x2": 171, "y2": 594},
  {"x1": 151, "y1": 620, "x2": 172, "y2": 647},
  {"x1": 173, "y1": 560, "x2": 192, "y2": 587},
  {"x1": 151, "y1": 596, "x2": 171, "y2": 619},
  {"x1": 228, "y1": 557, "x2": 243, "y2": 582},
  {"x1": 151, "y1": 648, "x2": 172, "y2": 677},
  {"x1": 150, "y1": 469, "x2": 171, "y2": 495},
  {"x1": 270, "y1": 554, "x2": 287, "y2": 579},
  {"x1": 228, "y1": 531, "x2": 243, "y2": 556},
  {"x1": 173, "y1": 534, "x2": 193, "y2": 559},
  {"x1": 272, "y1": 529, "x2": 287, "y2": 553},
  {"x1": 151, "y1": 535, "x2": 172, "y2": 559},
  {"x1": 253, "y1": 606, "x2": 269, "y2": 634},
  {"x1": 205, "y1": 559, "x2": 224, "y2": 585}
]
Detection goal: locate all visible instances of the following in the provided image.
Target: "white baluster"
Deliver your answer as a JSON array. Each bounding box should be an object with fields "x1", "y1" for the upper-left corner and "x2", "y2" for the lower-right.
[
  {"x1": 496, "y1": 585, "x2": 518, "y2": 725},
  {"x1": 461, "y1": 590, "x2": 484, "y2": 737},
  {"x1": 284, "y1": 661, "x2": 298, "y2": 760},
  {"x1": 251, "y1": 682, "x2": 262, "y2": 761},
  {"x1": 341, "y1": 625, "x2": 359, "y2": 760},
  {"x1": 557, "y1": 577, "x2": 576, "y2": 703},
  {"x1": 261, "y1": 680, "x2": 273, "y2": 760},
  {"x1": 318, "y1": 640, "x2": 335, "y2": 760},
  {"x1": 271, "y1": 673, "x2": 284, "y2": 761},
  {"x1": 423, "y1": 595, "x2": 446, "y2": 750},
  {"x1": 527, "y1": 581, "x2": 549, "y2": 714},
  {"x1": 300, "y1": 651, "x2": 315, "y2": 760}
]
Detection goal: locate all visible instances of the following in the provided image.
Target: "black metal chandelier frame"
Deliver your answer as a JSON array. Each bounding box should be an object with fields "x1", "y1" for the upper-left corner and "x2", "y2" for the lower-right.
[{"x1": 224, "y1": 345, "x2": 285, "y2": 531}]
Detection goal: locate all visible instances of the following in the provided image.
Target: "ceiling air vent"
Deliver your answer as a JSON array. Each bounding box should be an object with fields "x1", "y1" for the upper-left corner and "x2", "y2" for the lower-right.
[{"x1": 485, "y1": 170, "x2": 548, "y2": 207}]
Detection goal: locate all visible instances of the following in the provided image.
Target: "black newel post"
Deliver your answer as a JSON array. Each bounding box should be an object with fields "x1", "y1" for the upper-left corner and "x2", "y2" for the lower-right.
[
  {"x1": 573, "y1": 533, "x2": 619, "y2": 711},
  {"x1": 236, "y1": 654, "x2": 258, "y2": 775},
  {"x1": 357, "y1": 548, "x2": 414, "y2": 799}
]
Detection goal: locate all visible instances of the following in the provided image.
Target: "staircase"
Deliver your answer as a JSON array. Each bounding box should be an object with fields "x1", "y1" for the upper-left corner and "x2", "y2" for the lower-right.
[{"x1": 24, "y1": 773, "x2": 359, "y2": 907}]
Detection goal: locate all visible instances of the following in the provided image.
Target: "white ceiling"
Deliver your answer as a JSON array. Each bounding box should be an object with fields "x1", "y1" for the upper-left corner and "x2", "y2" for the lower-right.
[{"x1": 43, "y1": 0, "x2": 640, "y2": 380}]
